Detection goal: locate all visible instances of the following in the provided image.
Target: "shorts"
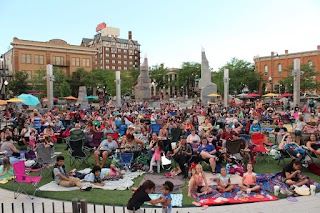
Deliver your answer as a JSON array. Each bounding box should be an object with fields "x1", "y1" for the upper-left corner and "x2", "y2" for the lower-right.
[
  {"x1": 281, "y1": 176, "x2": 299, "y2": 183},
  {"x1": 24, "y1": 137, "x2": 30, "y2": 142},
  {"x1": 197, "y1": 186, "x2": 204, "y2": 193},
  {"x1": 98, "y1": 150, "x2": 110, "y2": 157},
  {"x1": 294, "y1": 130, "x2": 302, "y2": 137},
  {"x1": 249, "y1": 184, "x2": 257, "y2": 188}
]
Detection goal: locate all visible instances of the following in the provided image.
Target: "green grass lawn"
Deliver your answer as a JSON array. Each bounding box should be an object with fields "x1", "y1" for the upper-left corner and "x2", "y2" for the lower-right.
[{"x1": 1, "y1": 143, "x2": 319, "y2": 207}]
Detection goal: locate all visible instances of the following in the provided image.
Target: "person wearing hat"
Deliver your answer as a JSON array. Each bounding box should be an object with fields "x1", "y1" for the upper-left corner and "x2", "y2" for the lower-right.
[{"x1": 249, "y1": 120, "x2": 261, "y2": 134}]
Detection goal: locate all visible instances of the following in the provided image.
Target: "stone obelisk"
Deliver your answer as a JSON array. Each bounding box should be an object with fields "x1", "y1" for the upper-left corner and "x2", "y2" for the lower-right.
[
  {"x1": 199, "y1": 48, "x2": 217, "y2": 105},
  {"x1": 134, "y1": 57, "x2": 151, "y2": 101}
]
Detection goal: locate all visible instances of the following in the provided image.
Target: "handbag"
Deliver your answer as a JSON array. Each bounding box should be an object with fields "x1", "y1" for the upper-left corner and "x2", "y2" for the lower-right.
[{"x1": 161, "y1": 153, "x2": 171, "y2": 166}]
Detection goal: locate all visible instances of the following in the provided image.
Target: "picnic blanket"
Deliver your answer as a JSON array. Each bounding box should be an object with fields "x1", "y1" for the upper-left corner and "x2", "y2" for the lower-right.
[
  {"x1": 146, "y1": 194, "x2": 183, "y2": 207},
  {"x1": 139, "y1": 174, "x2": 185, "y2": 193},
  {"x1": 191, "y1": 185, "x2": 278, "y2": 206},
  {"x1": 205, "y1": 172, "x2": 242, "y2": 186},
  {"x1": 38, "y1": 169, "x2": 144, "y2": 191}
]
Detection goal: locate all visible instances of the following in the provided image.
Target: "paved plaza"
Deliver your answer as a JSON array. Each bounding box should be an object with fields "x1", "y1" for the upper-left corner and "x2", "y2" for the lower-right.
[{"x1": 0, "y1": 188, "x2": 319, "y2": 213}]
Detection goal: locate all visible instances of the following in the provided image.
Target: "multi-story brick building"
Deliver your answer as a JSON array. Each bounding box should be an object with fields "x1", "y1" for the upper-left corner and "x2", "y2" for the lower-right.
[
  {"x1": 5, "y1": 37, "x2": 96, "y2": 79},
  {"x1": 254, "y1": 45, "x2": 320, "y2": 93},
  {"x1": 81, "y1": 23, "x2": 140, "y2": 71}
]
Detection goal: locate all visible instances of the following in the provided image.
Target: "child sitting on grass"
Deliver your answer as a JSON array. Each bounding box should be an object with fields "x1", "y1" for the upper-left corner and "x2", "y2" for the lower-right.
[
  {"x1": 127, "y1": 180, "x2": 161, "y2": 213},
  {"x1": 188, "y1": 164, "x2": 212, "y2": 197},
  {"x1": 216, "y1": 166, "x2": 234, "y2": 192},
  {"x1": 0, "y1": 157, "x2": 14, "y2": 180},
  {"x1": 239, "y1": 163, "x2": 260, "y2": 194}
]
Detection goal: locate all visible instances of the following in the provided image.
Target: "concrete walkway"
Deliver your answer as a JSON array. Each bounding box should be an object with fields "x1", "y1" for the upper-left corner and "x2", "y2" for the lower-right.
[{"x1": 0, "y1": 188, "x2": 319, "y2": 213}]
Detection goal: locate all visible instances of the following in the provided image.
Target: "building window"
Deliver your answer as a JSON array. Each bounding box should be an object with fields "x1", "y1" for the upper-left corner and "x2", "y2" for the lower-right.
[
  {"x1": 72, "y1": 57, "x2": 80, "y2": 66},
  {"x1": 264, "y1": 65, "x2": 268, "y2": 76},
  {"x1": 124, "y1": 55, "x2": 127, "y2": 59},
  {"x1": 124, "y1": 61, "x2": 127, "y2": 65},
  {"x1": 124, "y1": 49, "x2": 127, "y2": 53},
  {"x1": 308, "y1": 60, "x2": 313, "y2": 68},
  {"x1": 112, "y1": 54, "x2": 116, "y2": 58},
  {"x1": 112, "y1": 60, "x2": 115, "y2": 64},
  {"x1": 118, "y1": 55, "x2": 122, "y2": 59},
  {"x1": 53, "y1": 56, "x2": 64, "y2": 65},
  {"x1": 112, "y1": 42, "x2": 116, "y2": 46},
  {"x1": 124, "y1": 67, "x2": 127, "y2": 70},
  {"x1": 105, "y1": 48, "x2": 109, "y2": 52},
  {"x1": 21, "y1": 54, "x2": 31, "y2": 64},
  {"x1": 277, "y1": 63, "x2": 282, "y2": 74},
  {"x1": 118, "y1": 61, "x2": 121, "y2": 64},
  {"x1": 25, "y1": 70, "x2": 32, "y2": 80},
  {"x1": 34, "y1": 55, "x2": 44, "y2": 64},
  {"x1": 129, "y1": 61, "x2": 133, "y2": 65},
  {"x1": 129, "y1": 44, "x2": 133, "y2": 48},
  {"x1": 106, "y1": 66, "x2": 109, "y2": 69},
  {"x1": 106, "y1": 53, "x2": 110, "y2": 57},
  {"x1": 117, "y1": 43, "x2": 121, "y2": 47},
  {"x1": 111, "y1": 48, "x2": 116, "y2": 53},
  {"x1": 118, "y1": 49, "x2": 121, "y2": 53},
  {"x1": 129, "y1": 50, "x2": 133, "y2": 55},
  {"x1": 129, "y1": 56, "x2": 133, "y2": 59},
  {"x1": 112, "y1": 66, "x2": 115, "y2": 70},
  {"x1": 83, "y1": 58, "x2": 90, "y2": 67},
  {"x1": 105, "y1": 42, "x2": 110, "y2": 46},
  {"x1": 106, "y1": 60, "x2": 109, "y2": 64},
  {"x1": 124, "y1": 44, "x2": 127, "y2": 48}
]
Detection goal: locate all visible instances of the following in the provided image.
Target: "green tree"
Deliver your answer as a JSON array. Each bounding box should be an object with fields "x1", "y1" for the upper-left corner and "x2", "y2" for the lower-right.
[
  {"x1": 69, "y1": 68, "x2": 89, "y2": 96},
  {"x1": 31, "y1": 69, "x2": 46, "y2": 97},
  {"x1": 212, "y1": 58, "x2": 262, "y2": 94},
  {"x1": 149, "y1": 65, "x2": 169, "y2": 89},
  {"x1": 8, "y1": 71, "x2": 32, "y2": 96},
  {"x1": 82, "y1": 69, "x2": 116, "y2": 96},
  {"x1": 176, "y1": 62, "x2": 201, "y2": 95},
  {"x1": 53, "y1": 69, "x2": 71, "y2": 97},
  {"x1": 279, "y1": 63, "x2": 320, "y2": 94}
]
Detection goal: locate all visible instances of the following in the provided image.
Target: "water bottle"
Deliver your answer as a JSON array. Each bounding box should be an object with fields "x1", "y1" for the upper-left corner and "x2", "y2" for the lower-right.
[
  {"x1": 226, "y1": 163, "x2": 230, "y2": 174},
  {"x1": 21, "y1": 152, "x2": 25, "y2": 160}
]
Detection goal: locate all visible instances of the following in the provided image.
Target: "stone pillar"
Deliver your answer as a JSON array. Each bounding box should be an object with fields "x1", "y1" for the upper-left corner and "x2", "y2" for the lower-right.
[
  {"x1": 224, "y1": 69, "x2": 229, "y2": 107},
  {"x1": 46, "y1": 64, "x2": 54, "y2": 110},
  {"x1": 116, "y1": 71, "x2": 121, "y2": 107},
  {"x1": 293, "y1": 59, "x2": 300, "y2": 106}
]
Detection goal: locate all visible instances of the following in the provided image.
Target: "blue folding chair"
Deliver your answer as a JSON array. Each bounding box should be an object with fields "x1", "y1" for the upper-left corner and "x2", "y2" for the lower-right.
[
  {"x1": 119, "y1": 152, "x2": 134, "y2": 170},
  {"x1": 151, "y1": 124, "x2": 162, "y2": 134},
  {"x1": 240, "y1": 134, "x2": 253, "y2": 147}
]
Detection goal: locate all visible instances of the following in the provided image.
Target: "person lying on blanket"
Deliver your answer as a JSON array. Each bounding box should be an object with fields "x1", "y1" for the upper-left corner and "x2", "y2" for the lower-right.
[
  {"x1": 216, "y1": 166, "x2": 234, "y2": 192},
  {"x1": 85, "y1": 165, "x2": 105, "y2": 186},
  {"x1": 53, "y1": 156, "x2": 92, "y2": 191},
  {"x1": 188, "y1": 164, "x2": 213, "y2": 197},
  {"x1": 239, "y1": 163, "x2": 260, "y2": 193},
  {"x1": 281, "y1": 159, "x2": 308, "y2": 189}
]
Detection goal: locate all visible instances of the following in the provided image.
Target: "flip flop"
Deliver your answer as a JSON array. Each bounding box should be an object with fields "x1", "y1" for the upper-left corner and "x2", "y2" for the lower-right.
[
  {"x1": 202, "y1": 205, "x2": 209, "y2": 210},
  {"x1": 287, "y1": 197, "x2": 298, "y2": 202},
  {"x1": 192, "y1": 201, "x2": 202, "y2": 207}
]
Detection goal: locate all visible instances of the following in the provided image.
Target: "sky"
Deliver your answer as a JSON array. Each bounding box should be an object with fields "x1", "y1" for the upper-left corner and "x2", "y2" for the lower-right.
[{"x1": 1, "y1": 0, "x2": 320, "y2": 71}]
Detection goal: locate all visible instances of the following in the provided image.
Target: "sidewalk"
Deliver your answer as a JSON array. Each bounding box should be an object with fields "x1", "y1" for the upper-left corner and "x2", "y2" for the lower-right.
[{"x1": 0, "y1": 187, "x2": 319, "y2": 213}]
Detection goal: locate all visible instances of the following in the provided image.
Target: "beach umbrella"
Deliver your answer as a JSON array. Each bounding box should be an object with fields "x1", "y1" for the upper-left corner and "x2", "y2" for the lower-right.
[
  {"x1": 18, "y1": 94, "x2": 40, "y2": 106},
  {"x1": 207, "y1": 93, "x2": 221, "y2": 97},
  {"x1": 263, "y1": 93, "x2": 279, "y2": 97},
  {"x1": 64, "y1": 96, "x2": 78, "y2": 100},
  {"x1": 0, "y1": 100, "x2": 7, "y2": 105},
  {"x1": 279, "y1": 93, "x2": 293, "y2": 98},
  {"x1": 85, "y1": 95, "x2": 98, "y2": 99},
  {"x1": 7, "y1": 97, "x2": 25, "y2": 103},
  {"x1": 247, "y1": 93, "x2": 260, "y2": 98},
  {"x1": 42, "y1": 97, "x2": 58, "y2": 101}
]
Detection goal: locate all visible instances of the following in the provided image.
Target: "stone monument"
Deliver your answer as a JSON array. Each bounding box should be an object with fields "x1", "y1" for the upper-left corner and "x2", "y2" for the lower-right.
[
  {"x1": 198, "y1": 48, "x2": 217, "y2": 105},
  {"x1": 76, "y1": 86, "x2": 89, "y2": 109},
  {"x1": 134, "y1": 57, "x2": 151, "y2": 101}
]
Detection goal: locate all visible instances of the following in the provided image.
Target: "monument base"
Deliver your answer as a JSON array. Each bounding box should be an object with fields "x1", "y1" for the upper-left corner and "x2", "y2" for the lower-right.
[
  {"x1": 76, "y1": 86, "x2": 89, "y2": 109},
  {"x1": 201, "y1": 84, "x2": 217, "y2": 105}
]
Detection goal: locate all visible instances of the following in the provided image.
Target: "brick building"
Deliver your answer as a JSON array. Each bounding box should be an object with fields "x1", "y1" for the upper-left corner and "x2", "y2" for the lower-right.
[
  {"x1": 5, "y1": 37, "x2": 96, "y2": 79},
  {"x1": 254, "y1": 45, "x2": 320, "y2": 93},
  {"x1": 81, "y1": 23, "x2": 140, "y2": 71}
]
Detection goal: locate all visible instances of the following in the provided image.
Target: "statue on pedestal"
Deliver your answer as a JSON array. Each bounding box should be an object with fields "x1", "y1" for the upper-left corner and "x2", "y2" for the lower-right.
[{"x1": 134, "y1": 57, "x2": 151, "y2": 101}]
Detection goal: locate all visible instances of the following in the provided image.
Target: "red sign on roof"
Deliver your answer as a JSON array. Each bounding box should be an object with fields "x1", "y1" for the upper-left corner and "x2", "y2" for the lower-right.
[{"x1": 96, "y1": 22, "x2": 107, "y2": 32}]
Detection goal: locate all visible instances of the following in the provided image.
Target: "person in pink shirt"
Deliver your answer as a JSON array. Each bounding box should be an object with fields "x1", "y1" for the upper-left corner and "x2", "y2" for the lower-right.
[
  {"x1": 148, "y1": 140, "x2": 164, "y2": 173},
  {"x1": 239, "y1": 163, "x2": 260, "y2": 194}
]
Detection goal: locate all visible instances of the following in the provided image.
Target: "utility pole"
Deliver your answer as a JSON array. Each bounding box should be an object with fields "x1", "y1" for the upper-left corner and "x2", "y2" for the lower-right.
[
  {"x1": 293, "y1": 59, "x2": 301, "y2": 106},
  {"x1": 224, "y1": 69, "x2": 229, "y2": 107}
]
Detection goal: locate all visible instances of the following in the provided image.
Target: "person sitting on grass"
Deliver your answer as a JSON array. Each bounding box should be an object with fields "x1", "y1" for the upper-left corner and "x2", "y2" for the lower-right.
[
  {"x1": 306, "y1": 134, "x2": 320, "y2": 156},
  {"x1": 0, "y1": 157, "x2": 14, "y2": 180},
  {"x1": 216, "y1": 166, "x2": 234, "y2": 192},
  {"x1": 188, "y1": 164, "x2": 212, "y2": 197},
  {"x1": 281, "y1": 159, "x2": 308, "y2": 189},
  {"x1": 85, "y1": 165, "x2": 105, "y2": 186},
  {"x1": 239, "y1": 163, "x2": 260, "y2": 194},
  {"x1": 53, "y1": 156, "x2": 91, "y2": 191},
  {"x1": 127, "y1": 180, "x2": 161, "y2": 213}
]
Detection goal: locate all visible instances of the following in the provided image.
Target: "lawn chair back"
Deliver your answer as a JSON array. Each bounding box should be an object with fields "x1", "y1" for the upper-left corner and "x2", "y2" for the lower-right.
[
  {"x1": 69, "y1": 140, "x2": 86, "y2": 158},
  {"x1": 13, "y1": 161, "x2": 27, "y2": 182},
  {"x1": 151, "y1": 124, "x2": 162, "y2": 134},
  {"x1": 37, "y1": 146, "x2": 55, "y2": 165},
  {"x1": 69, "y1": 129, "x2": 85, "y2": 141},
  {"x1": 120, "y1": 152, "x2": 134, "y2": 168},
  {"x1": 92, "y1": 131, "x2": 104, "y2": 147}
]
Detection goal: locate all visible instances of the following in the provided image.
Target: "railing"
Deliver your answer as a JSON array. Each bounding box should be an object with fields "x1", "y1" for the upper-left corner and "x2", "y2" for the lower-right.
[{"x1": 0, "y1": 200, "x2": 190, "y2": 213}]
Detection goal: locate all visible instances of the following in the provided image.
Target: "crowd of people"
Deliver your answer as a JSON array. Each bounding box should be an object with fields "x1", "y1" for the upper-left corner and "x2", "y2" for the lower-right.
[{"x1": 0, "y1": 97, "x2": 319, "y2": 209}]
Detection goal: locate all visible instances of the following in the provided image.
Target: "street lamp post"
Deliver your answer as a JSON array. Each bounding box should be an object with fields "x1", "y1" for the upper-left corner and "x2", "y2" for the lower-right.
[
  {"x1": 268, "y1": 76, "x2": 272, "y2": 93},
  {"x1": 151, "y1": 81, "x2": 156, "y2": 96},
  {"x1": 278, "y1": 84, "x2": 282, "y2": 94},
  {"x1": 4, "y1": 80, "x2": 8, "y2": 100}
]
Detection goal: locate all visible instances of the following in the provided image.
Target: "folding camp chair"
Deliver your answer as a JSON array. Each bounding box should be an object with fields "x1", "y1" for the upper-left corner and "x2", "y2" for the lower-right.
[
  {"x1": 92, "y1": 131, "x2": 104, "y2": 147},
  {"x1": 67, "y1": 138, "x2": 92, "y2": 167},
  {"x1": 225, "y1": 139, "x2": 249, "y2": 164},
  {"x1": 119, "y1": 152, "x2": 134, "y2": 170},
  {"x1": 36, "y1": 146, "x2": 56, "y2": 176},
  {"x1": 151, "y1": 124, "x2": 162, "y2": 135},
  {"x1": 251, "y1": 133, "x2": 269, "y2": 163},
  {"x1": 13, "y1": 161, "x2": 42, "y2": 199}
]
